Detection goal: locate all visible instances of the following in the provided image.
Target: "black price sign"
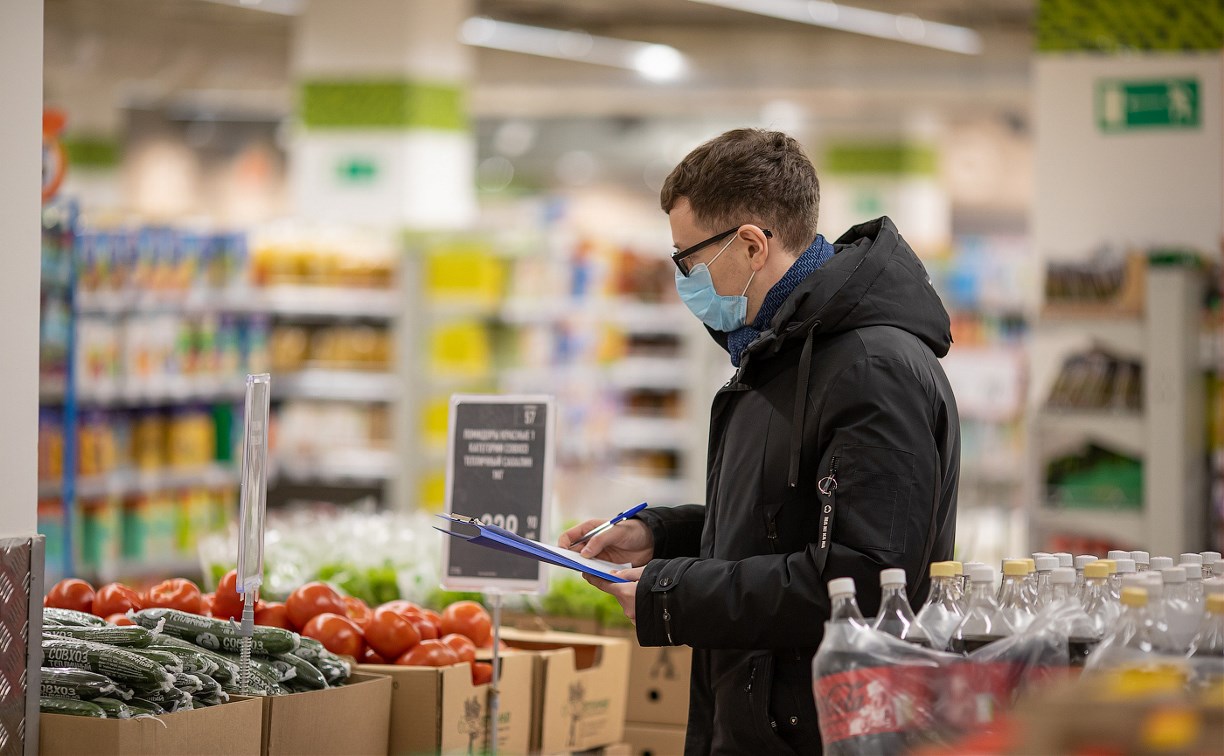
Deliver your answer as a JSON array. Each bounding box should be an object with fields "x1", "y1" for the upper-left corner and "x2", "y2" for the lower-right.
[{"x1": 441, "y1": 395, "x2": 554, "y2": 593}]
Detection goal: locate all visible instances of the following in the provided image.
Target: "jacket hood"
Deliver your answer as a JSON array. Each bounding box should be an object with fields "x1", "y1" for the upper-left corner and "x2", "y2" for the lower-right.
[{"x1": 719, "y1": 216, "x2": 952, "y2": 365}]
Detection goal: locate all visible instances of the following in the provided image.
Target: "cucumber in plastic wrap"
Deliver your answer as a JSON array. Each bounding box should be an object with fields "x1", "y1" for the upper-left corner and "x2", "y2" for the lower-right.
[
  {"x1": 91, "y1": 697, "x2": 133, "y2": 719},
  {"x1": 42, "y1": 637, "x2": 175, "y2": 690},
  {"x1": 40, "y1": 697, "x2": 107, "y2": 718},
  {"x1": 39, "y1": 667, "x2": 118, "y2": 701},
  {"x1": 43, "y1": 608, "x2": 107, "y2": 627},
  {"x1": 43, "y1": 625, "x2": 154, "y2": 648},
  {"x1": 132, "y1": 608, "x2": 299, "y2": 656}
]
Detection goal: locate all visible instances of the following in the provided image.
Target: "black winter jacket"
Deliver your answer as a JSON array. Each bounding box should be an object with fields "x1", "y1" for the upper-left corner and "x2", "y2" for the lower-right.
[{"x1": 633, "y1": 217, "x2": 960, "y2": 755}]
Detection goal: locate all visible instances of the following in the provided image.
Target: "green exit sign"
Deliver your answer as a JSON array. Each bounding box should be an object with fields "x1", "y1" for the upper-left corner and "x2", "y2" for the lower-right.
[
  {"x1": 337, "y1": 156, "x2": 379, "y2": 183},
  {"x1": 1096, "y1": 78, "x2": 1199, "y2": 133}
]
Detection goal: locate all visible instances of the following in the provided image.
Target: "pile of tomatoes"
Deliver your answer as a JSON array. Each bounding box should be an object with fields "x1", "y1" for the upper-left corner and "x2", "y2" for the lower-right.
[{"x1": 45, "y1": 573, "x2": 498, "y2": 686}]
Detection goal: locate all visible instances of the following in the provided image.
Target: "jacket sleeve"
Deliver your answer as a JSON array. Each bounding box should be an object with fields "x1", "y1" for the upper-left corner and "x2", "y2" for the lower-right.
[
  {"x1": 634, "y1": 504, "x2": 705, "y2": 560},
  {"x1": 635, "y1": 356, "x2": 941, "y2": 649}
]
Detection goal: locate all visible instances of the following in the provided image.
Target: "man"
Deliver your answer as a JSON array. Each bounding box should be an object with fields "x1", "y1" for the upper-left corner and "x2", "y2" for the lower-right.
[{"x1": 560, "y1": 128, "x2": 959, "y2": 754}]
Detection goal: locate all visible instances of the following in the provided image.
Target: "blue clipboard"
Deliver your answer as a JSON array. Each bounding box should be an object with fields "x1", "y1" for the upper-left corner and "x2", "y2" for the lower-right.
[{"x1": 435, "y1": 514, "x2": 629, "y2": 583}]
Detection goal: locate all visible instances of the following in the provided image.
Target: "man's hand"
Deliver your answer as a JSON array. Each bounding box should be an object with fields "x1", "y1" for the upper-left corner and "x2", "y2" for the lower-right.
[
  {"x1": 558, "y1": 518, "x2": 654, "y2": 567},
  {"x1": 584, "y1": 567, "x2": 644, "y2": 624}
]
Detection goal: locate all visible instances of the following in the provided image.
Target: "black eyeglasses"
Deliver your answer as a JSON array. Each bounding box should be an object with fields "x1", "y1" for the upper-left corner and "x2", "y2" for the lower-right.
[{"x1": 672, "y1": 226, "x2": 772, "y2": 277}]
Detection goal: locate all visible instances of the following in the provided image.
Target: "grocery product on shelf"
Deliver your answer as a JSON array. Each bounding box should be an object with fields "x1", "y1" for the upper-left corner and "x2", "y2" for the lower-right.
[
  {"x1": 949, "y1": 566, "x2": 1013, "y2": 654},
  {"x1": 871, "y1": 569, "x2": 932, "y2": 647},
  {"x1": 915, "y1": 562, "x2": 963, "y2": 651}
]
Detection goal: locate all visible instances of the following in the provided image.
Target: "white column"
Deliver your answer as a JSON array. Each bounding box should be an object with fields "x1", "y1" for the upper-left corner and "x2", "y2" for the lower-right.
[
  {"x1": 0, "y1": 1, "x2": 43, "y2": 539},
  {"x1": 290, "y1": 0, "x2": 476, "y2": 229}
]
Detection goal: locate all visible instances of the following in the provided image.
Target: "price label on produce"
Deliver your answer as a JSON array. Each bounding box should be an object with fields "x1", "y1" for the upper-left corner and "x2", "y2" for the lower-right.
[{"x1": 441, "y1": 394, "x2": 555, "y2": 594}]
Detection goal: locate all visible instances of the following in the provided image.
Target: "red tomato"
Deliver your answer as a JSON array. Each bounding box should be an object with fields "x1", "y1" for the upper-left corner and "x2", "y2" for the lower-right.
[
  {"x1": 395, "y1": 639, "x2": 459, "y2": 668},
  {"x1": 343, "y1": 596, "x2": 373, "y2": 630},
  {"x1": 92, "y1": 583, "x2": 142, "y2": 618},
  {"x1": 403, "y1": 613, "x2": 439, "y2": 641},
  {"x1": 301, "y1": 612, "x2": 365, "y2": 658},
  {"x1": 199, "y1": 593, "x2": 215, "y2": 616},
  {"x1": 286, "y1": 582, "x2": 346, "y2": 631},
  {"x1": 378, "y1": 600, "x2": 419, "y2": 615},
  {"x1": 254, "y1": 601, "x2": 292, "y2": 630},
  {"x1": 212, "y1": 570, "x2": 245, "y2": 621},
  {"x1": 106, "y1": 613, "x2": 135, "y2": 626},
  {"x1": 471, "y1": 661, "x2": 494, "y2": 686},
  {"x1": 421, "y1": 609, "x2": 444, "y2": 634},
  {"x1": 441, "y1": 633, "x2": 477, "y2": 664},
  {"x1": 365, "y1": 607, "x2": 422, "y2": 660},
  {"x1": 361, "y1": 647, "x2": 388, "y2": 665},
  {"x1": 145, "y1": 578, "x2": 203, "y2": 614},
  {"x1": 440, "y1": 601, "x2": 492, "y2": 647},
  {"x1": 45, "y1": 579, "x2": 95, "y2": 614}
]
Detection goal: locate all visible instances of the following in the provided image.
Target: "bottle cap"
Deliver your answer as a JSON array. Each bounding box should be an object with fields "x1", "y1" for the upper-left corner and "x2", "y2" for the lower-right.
[
  {"x1": 1161, "y1": 566, "x2": 1187, "y2": 584},
  {"x1": 1053, "y1": 552, "x2": 1073, "y2": 568},
  {"x1": 1209, "y1": 594, "x2": 1224, "y2": 614},
  {"x1": 1098, "y1": 559, "x2": 1117, "y2": 573},
  {"x1": 1202, "y1": 551, "x2": 1222, "y2": 565},
  {"x1": 1003, "y1": 560, "x2": 1028, "y2": 577},
  {"x1": 827, "y1": 577, "x2": 856, "y2": 597},
  {"x1": 1204, "y1": 577, "x2": 1224, "y2": 596},
  {"x1": 930, "y1": 562, "x2": 958, "y2": 579},
  {"x1": 970, "y1": 566, "x2": 995, "y2": 584},
  {"x1": 1032, "y1": 552, "x2": 1052, "y2": 559},
  {"x1": 947, "y1": 561, "x2": 963, "y2": 573},
  {"x1": 962, "y1": 561, "x2": 985, "y2": 574},
  {"x1": 1107, "y1": 550, "x2": 1130, "y2": 561},
  {"x1": 1075, "y1": 555, "x2": 1098, "y2": 570},
  {"x1": 880, "y1": 568, "x2": 906, "y2": 586},
  {"x1": 1035, "y1": 556, "x2": 1059, "y2": 572},
  {"x1": 1129, "y1": 551, "x2": 1150, "y2": 566},
  {"x1": 1150, "y1": 557, "x2": 1175, "y2": 571},
  {"x1": 1084, "y1": 563, "x2": 1110, "y2": 579},
  {"x1": 1180, "y1": 553, "x2": 1203, "y2": 566},
  {"x1": 1120, "y1": 587, "x2": 1148, "y2": 608},
  {"x1": 1183, "y1": 564, "x2": 1203, "y2": 580},
  {"x1": 1050, "y1": 567, "x2": 1076, "y2": 585},
  {"x1": 1024, "y1": 558, "x2": 1036, "y2": 573},
  {"x1": 1114, "y1": 558, "x2": 1136, "y2": 574}
]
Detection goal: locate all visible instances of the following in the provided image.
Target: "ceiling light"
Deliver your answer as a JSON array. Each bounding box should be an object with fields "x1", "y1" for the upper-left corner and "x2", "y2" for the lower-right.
[
  {"x1": 459, "y1": 17, "x2": 687, "y2": 81},
  {"x1": 688, "y1": 0, "x2": 982, "y2": 55}
]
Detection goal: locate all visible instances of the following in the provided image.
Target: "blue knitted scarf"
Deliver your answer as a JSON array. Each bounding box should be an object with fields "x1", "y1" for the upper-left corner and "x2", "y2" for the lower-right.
[{"x1": 727, "y1": 235, "x2": 835, "y2": 367}]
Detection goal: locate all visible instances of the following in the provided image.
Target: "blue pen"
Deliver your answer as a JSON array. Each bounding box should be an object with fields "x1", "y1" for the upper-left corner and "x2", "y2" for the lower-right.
[{"x1": 572, "y1": 502, "x2": 648, "y2": 546}]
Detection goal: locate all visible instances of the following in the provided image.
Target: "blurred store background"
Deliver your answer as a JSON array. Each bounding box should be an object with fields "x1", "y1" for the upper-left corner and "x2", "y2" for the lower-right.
[{"x1": 19, "y1": 0, "x2": 1222, "y2": 591}]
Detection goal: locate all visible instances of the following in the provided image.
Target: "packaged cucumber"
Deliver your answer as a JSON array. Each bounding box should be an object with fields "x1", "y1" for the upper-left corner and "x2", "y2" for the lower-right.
[
  {"x1": 126, "y1": 697, "x2": 166, "y2": 715},
  {"x1": 42, "y1": 637, "x2": 175, "y2": 690},
  {"x1": 126, "y1": 648, "x2": 185, "y2": 675},
  {"x1": 173, "y1": 672, "x2": 204, "y2": 694},
  {"x1": 40, "y1": 667, "x2": 118, "y2": 701},
  {"x1": 43, "y1": 608, "x2": 107, "y2": 627},
  {"x1": 132, "y1": 608, "x2": 299, "y2": 656},
  {"x1": 91, "y1": 697, "x2": 133, "y2": 719},
  {"x1": 269, "y1": 652, "x2": 328, "y2": 690},
  {"x1": 40, "y1": 697, "x2": 107, "y2": 718},
  {"x1": 43, "y1": 625, "x2": 154, "y2": 648},
  {"x1": 130, "y1": 685, "x2": 193, "y2": 713},
  {"x1": 146, "y1": 645, "x2": 218, "y2": 676},
  {"x1": 150, "y1": 635, "x2": 240, "y2": 682}
]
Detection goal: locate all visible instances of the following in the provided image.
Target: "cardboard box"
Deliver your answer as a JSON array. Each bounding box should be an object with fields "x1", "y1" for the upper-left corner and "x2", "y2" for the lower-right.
[
  {"x1": 359, "y1": 651, "x2": 534, "y2": 755},
  {"x1": 623, "y1": 723, "x2": 687, "y2": 756},
  {"x1": 500, "y1": 628, "x2": 631, "y2": 755},
  {"x1": 501, "y1": 611, "x2": 603, "y2": 636},
  {"x1": 253, "y1": 672, "x2": 392, "y2": 756},
  {"x1": 625, "y1": 643, "x2": 690, "y2": 726},
  {"x1": 40, "y1": 696, "x2": 264, "y2": 756}
]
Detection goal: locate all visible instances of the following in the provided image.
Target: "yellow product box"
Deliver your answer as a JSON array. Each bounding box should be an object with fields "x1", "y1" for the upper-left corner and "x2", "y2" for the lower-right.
[
  {"x1": 623, "y1": 722, "x2": 687, "y2": 756},
  {"x1": 247, "y1": 672, "x2": 392, "y2": 756},
  {"x1": 359, "y1": 652, "x2": 534, "y2": 755},
  {"x1": 40, "y1": 697, "x2": 264, "y2": 756},
  {"x1": 500, "y1": 628, "x2": 631, "y2": 755}
]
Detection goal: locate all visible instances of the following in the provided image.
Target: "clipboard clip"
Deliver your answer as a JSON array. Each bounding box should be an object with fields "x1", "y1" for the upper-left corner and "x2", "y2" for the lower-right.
[{"x1": 440, "y1": 512, "x2": 481, "y2": 525}]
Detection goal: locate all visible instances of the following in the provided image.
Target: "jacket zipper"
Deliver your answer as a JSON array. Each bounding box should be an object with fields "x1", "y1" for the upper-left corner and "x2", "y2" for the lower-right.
[
  {"x1": 818, "y1": 455, "x2": 839, "y2": 497},
  {"x1": 661, "y1": 593, "x2": 674, "y2": 645},
  {"x1": 766, "y1": 516, "x2": 778, "y2": 553}
]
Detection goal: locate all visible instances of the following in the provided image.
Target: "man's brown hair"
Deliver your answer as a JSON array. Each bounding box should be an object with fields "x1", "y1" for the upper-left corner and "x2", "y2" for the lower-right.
[{"x1": 660, "y1": 128, "x2": 820, "y2": 253}]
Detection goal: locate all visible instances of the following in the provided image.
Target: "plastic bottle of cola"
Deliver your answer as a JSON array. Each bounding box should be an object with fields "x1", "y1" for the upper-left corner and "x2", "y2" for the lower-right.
[
  {"x1": 872, "y1": 568, "x2": 932, "y2": 648},
  {"x1": 950, "y1": 566, "x2": 1014, "y2": 655},
  {"x1": 916, "y1": 561, "x2": 964, "y2": 652}
]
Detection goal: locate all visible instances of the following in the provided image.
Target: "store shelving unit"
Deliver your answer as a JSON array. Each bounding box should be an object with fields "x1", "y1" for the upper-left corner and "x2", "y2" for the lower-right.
[{"x1": 1028, "y1": 263, "x2": 1207, "y2": 557}]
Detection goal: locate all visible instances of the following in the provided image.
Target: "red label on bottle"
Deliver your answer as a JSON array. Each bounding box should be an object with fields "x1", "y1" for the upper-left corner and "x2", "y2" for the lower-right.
[{"x1": 813, "y1": 665, "x2": 934, "y2": 744}]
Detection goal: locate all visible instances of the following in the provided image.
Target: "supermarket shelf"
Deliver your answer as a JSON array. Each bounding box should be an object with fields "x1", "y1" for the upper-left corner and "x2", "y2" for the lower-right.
[
  {"x1": 274, "y1": 370, "x2": 399, "y2": 402},
  {"x1": 608, "y1": 472, "x2": 693, "y2": 504},
  {"x1": 71, "y1": 378, "x2": 248, "y2": 407},
  {"x1": 1031, "y1": 507, "x2": 1145, "y2": 546},
  {"x1": 1035, "y1": 409, "x2": 1145, "y2": 459},
  {"x1": 272, "y1": 448, "x2": 396, "y2": 485},
  {"x1": 77, "y1": 286, "x2": 400, "y2": 320},
  {"x1": 606, "y1": 301, "x2": 691, "y2": 335},
  {"x1": 608, "y1": 358, "x2": 688, "y2": 390},
  {"x1": 609, "y1": 416, "x2": 690, "y2": 451},
  {"x1": 40, "y1": 375, "x2": 66, "y2": 402},
  {"x1": 39, "y1": 464, "x2": 239, "y2": 499},
  {"x1": 1036, "y1": 312, "x2": 1144, "y2": 357}
]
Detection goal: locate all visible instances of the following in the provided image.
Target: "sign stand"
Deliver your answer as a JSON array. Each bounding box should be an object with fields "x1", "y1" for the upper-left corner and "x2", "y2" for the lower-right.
[{"x1": 440, "y1": 394, "x2": 555, "y2": 755}]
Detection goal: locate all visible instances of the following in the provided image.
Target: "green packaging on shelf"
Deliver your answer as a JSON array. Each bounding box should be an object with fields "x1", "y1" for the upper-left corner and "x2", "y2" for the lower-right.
[{"x1": 81, "y1": 500, "x2": 120, "y2": 571}]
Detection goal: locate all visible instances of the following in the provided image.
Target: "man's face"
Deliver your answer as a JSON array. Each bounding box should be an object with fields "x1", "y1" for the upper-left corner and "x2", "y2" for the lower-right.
[{"x1": 668, "y1": 197, "x2": 752, "y2": 296}]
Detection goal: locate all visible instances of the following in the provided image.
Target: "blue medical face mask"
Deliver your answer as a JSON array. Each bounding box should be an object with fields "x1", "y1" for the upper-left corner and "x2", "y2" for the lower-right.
[{"x1": 674, "y1": 235, "x2": 757, "y2": 332}]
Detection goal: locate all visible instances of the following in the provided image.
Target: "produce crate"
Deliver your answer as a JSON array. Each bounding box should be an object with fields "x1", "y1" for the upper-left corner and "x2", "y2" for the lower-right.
[
  {"x1": 603, "y1": 627, "x2": 691, "y2": 727},
  {"x1": 623, "y1": 722, "x2": 687, "y2": 756},
  {"x1": 500, "y1": 628, "x2": 631, "y2": 755},
  {"x1": 359, "y1": 651, "x2": 534, "y2": 755},
  {"x1": 243, "y1": 671, "x2": 392, "y2": 756},
  {"x1": 40, "y1": 696, "x2": 264, "y2": 756}
]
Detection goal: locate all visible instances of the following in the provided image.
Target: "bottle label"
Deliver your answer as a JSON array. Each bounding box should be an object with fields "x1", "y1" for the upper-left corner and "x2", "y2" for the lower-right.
[{"x1": 813, "y1": 665, "x2": 932, "y2": 744}]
